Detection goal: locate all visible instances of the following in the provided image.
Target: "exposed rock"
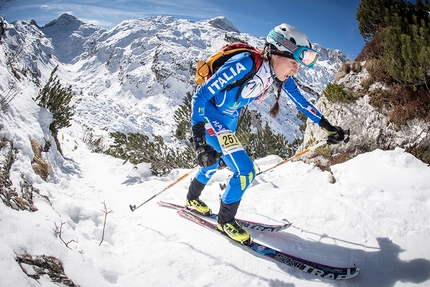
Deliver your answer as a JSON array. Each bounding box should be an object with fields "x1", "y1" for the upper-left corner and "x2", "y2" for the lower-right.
[
  {"x1": 300, "y1": 63, "x2": 430, "y2": 170},
  {"x1": 0, "y1": 139, "x2": 42, "y2": 211},
  {"x1": 16, "y1": 254, "x2": 79, "y2": 286}
]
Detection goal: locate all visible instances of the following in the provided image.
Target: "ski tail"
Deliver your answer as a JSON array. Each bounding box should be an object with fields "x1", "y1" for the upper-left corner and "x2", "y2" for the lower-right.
[{"x1": 177, "y1": 209, "x2": 360, "y2": 280}]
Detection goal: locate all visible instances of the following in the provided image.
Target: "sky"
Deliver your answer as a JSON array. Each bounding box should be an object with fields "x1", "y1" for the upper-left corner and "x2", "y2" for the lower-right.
[{"x1": 1, "y1": 0, "x2": 365, "y2": 60}]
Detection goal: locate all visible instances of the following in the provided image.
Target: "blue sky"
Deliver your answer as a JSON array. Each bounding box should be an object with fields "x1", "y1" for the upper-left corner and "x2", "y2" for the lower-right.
[{"x1": 2, "y1": 0, "x2": 364, "y2": 59}]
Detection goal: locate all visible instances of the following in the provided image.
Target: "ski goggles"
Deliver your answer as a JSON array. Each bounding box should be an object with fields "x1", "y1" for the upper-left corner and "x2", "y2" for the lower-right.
[
  {"x1": 268, "y1": 30, "x2": 319, "y2": 68},
  {"x1": 294, "y1": 46, "x2": 319, "y2": 68}
]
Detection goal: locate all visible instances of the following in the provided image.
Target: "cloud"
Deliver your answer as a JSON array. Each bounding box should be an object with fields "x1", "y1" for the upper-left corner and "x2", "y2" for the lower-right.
[
  {"x1": 40, "y1": 4, "x2": 54, "y2": 11},
  {"x1": 4, "y1": 0, "x2": 227, "y2": 29}
]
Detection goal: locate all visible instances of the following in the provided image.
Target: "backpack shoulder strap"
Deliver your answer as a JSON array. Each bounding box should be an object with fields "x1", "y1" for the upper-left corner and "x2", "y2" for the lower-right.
[{"x1": 231, "y1": 51, "x2": 263, "y2": 101}]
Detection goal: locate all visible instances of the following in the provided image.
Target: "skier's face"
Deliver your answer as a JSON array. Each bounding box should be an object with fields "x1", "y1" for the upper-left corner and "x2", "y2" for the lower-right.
[{"x1": 271, "y1": 55, "x2": 300, "y2": 81}]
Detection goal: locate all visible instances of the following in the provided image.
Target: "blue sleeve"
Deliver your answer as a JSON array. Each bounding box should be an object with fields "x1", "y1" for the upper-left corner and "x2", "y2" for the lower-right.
[
  {"x1": 282, "y1": 77, "x2": 323, "y2": 124},
  {"x1": 191, "y1": 52, "x2": 254, "y2": 124}
]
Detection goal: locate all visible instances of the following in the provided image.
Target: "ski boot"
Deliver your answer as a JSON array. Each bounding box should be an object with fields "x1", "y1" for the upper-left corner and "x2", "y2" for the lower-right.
[
  {"x1": 186, "y1": 198, "x2": 211, "y2": 215},
  {"x1": 217, "y1": 220, "x2": 250, "y2": 244}
]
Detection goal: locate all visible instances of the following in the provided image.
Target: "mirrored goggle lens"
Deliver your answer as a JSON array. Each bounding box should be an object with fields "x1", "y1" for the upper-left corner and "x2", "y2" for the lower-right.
[{"x1": 299, "y1": 49, "x2": 318, "y2": 66}]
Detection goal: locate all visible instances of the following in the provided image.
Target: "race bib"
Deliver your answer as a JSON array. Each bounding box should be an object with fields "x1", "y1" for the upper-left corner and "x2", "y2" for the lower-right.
[{"x1": 218, "y1": 133, "x2": 243, "y2": 154}]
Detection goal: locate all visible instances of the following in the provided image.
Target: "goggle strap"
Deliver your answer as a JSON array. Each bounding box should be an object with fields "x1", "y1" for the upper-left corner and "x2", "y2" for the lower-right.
[{"x1": 270, "y1": 50, "x2": 294, "y2": 59}]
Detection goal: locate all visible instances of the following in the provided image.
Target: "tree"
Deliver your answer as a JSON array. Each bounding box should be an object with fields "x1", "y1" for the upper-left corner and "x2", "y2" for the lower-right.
[
  {"x1": 247, "y1": 121, "x2": 290, "y2": 160},
  {"x1": 382, "y1": 14, "x2": 430, "y2": 89},
  {"x1": 356, "y1": 0, "x2": 430, "y2": 120},
  {"x1": 35, "y1": 66, "x2": 74, "y2": 155},
  {"x1": 357, "y1": 0, "x2": 430, "y2": 41},
  {"x1": 356, "y1": 0, "x2": 394, "y2": 42},
  {"x1": 104, "y1": 132, "x2": 195, "y2": 176},
  {"x1": 174, "y1": 91, "x2": 192, "y2": 140}
]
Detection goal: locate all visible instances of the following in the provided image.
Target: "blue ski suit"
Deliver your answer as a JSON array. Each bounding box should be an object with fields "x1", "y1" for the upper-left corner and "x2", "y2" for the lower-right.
[{"x1": 191, "y1": 51, "x2": 323, "y2": 205}]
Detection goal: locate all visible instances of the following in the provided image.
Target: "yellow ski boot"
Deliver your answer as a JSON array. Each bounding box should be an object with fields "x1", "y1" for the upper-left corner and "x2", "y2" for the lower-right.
[
  {"x1": 217, "y1": 220, "x2": 250, "y2": 243},
  {"x1": 186, "y1": 198, "x2": 211, "y2": 215}
]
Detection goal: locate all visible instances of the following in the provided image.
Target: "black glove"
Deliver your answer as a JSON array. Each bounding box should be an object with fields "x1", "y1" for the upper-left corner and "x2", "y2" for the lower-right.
[
  {"x1": 191, "y1": 122, "x2": 219, "y2": 168},
  {"x1": 319, "y1": 116, "x2": 345, "y2": 145},
  {"x1": 196, "y1": 144, "x2": 219, "y2": 167}
]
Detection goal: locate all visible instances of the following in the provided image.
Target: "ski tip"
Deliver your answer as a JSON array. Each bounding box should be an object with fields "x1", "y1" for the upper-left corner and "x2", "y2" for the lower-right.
[{"x1": 129, "y1": 204, "x2": 136, "y2": 212}]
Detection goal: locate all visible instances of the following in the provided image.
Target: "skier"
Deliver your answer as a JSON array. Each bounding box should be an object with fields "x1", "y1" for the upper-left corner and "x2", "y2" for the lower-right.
[{"x1": 187, "y1": 23, "x2": 346, "y2": 242}]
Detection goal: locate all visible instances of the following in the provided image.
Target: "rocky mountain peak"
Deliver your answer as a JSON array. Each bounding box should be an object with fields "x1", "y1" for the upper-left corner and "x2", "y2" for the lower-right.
[
  {"x1": 43, "y1": 13, "x2": 82, "y2": 28},
  {"x1": 204, "y1": 16, "x2": 239, "y2": 33},
  {"x1": 40, "y1": 13, "x2": 105, "y2": 63}
]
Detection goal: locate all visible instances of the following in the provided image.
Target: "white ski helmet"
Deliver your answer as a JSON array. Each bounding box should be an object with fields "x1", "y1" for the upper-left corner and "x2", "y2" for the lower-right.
[{"x1": 266, "y1": 23, "x2": 319, "y2": 68}]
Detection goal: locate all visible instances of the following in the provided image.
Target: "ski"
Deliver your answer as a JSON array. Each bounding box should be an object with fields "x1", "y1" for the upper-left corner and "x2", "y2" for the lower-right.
[
  {"x1": 158, "y1": 201, "x2": 292, "y2": 232},
  {"x1": 178, "y1": 209, "x2": 360, "y2": 280}
]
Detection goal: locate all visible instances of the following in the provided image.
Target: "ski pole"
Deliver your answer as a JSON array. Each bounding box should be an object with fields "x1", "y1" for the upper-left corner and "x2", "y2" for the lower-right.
[
  {"x1": 129, "y1": 166, "x2": 199, "y2": 212},
  {"x1": 256, "y1": 141, "x2": 327, "y2": 176},
  {"x1": 219, "y1": 140, "x2": 337, "y2": 191},
  {"x1": 255, "y1": 128, "x2": 350, "y2": 176}
]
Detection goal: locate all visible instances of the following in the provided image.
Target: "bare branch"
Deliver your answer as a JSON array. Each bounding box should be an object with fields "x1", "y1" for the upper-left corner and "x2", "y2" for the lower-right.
[
  {"x1": 53, "y1": 221, "x2": 78, "y2": 249},
  {"x1": 99, "y1": 201, "x2": 113, "y2": 246}
]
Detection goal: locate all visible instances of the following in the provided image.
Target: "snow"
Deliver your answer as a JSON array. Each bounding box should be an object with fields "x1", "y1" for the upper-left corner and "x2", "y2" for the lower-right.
[
  {"x1": 1, "y1": 14, "x2": 430, "y2": 287},
  {"x1": 1, "y1": 89, "x2": 430, "y2": 287}
]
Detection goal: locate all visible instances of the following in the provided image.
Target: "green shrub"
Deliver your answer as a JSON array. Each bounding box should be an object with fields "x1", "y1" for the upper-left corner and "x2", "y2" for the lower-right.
[
  {"x1": 357, "y1": 0, "x2": 429, "y2": 90},
  {"x1": 406, "y1": 145, "x2": 430, "y2": 166},
  {"x1": 246, "y1": 122, "x2": 290, "y2": 160},
  {"x1": 35, "y1": 66, "x2": 74, "y2": 156},
  {"x1": 323, "y1": 83, "x2": 356, "y2": 103},
  {"x1": 381, "y1": 14, "x2": 430, "y2": 89},
  {"x1": 236, "y1": 109, "x2": 300, "y2": 160},
  {"x1": 104, "y1": 132, "x2": 195, "y2": 176}
]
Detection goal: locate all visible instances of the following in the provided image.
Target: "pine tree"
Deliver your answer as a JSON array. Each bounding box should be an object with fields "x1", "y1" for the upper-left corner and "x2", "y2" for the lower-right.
[
  {"x1": 235, "y1": 108, "x2": 253, "y2": 150},
  {"x1": 356, "y1": 0, "x2": 394, "y2": 42},
  {"x1": 382, "y1": 9, "x2": 430, "y2": 89},
  {"x1": 104, "y1": 132, "x2": 195, "y2": 176},
  {"x1": 174, "y1": 91, "x2": 192, "y2": 140},
  {"x1": 35, "y1": 66, "x2": 74, "y2": 156},
  {"x1": 247, "y1": 122, "x2": 290, "y2": 160}
]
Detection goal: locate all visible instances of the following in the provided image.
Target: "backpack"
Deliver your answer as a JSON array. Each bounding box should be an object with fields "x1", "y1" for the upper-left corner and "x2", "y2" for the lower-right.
[{"x1": 195, "y1": 42, "x2": 263, "y2": 94}]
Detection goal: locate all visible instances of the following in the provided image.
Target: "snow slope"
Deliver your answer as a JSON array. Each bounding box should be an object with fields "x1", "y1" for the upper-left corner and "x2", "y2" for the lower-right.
[{"x1": 1, "y1": 89, "x2": 430, "y2": 286}]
